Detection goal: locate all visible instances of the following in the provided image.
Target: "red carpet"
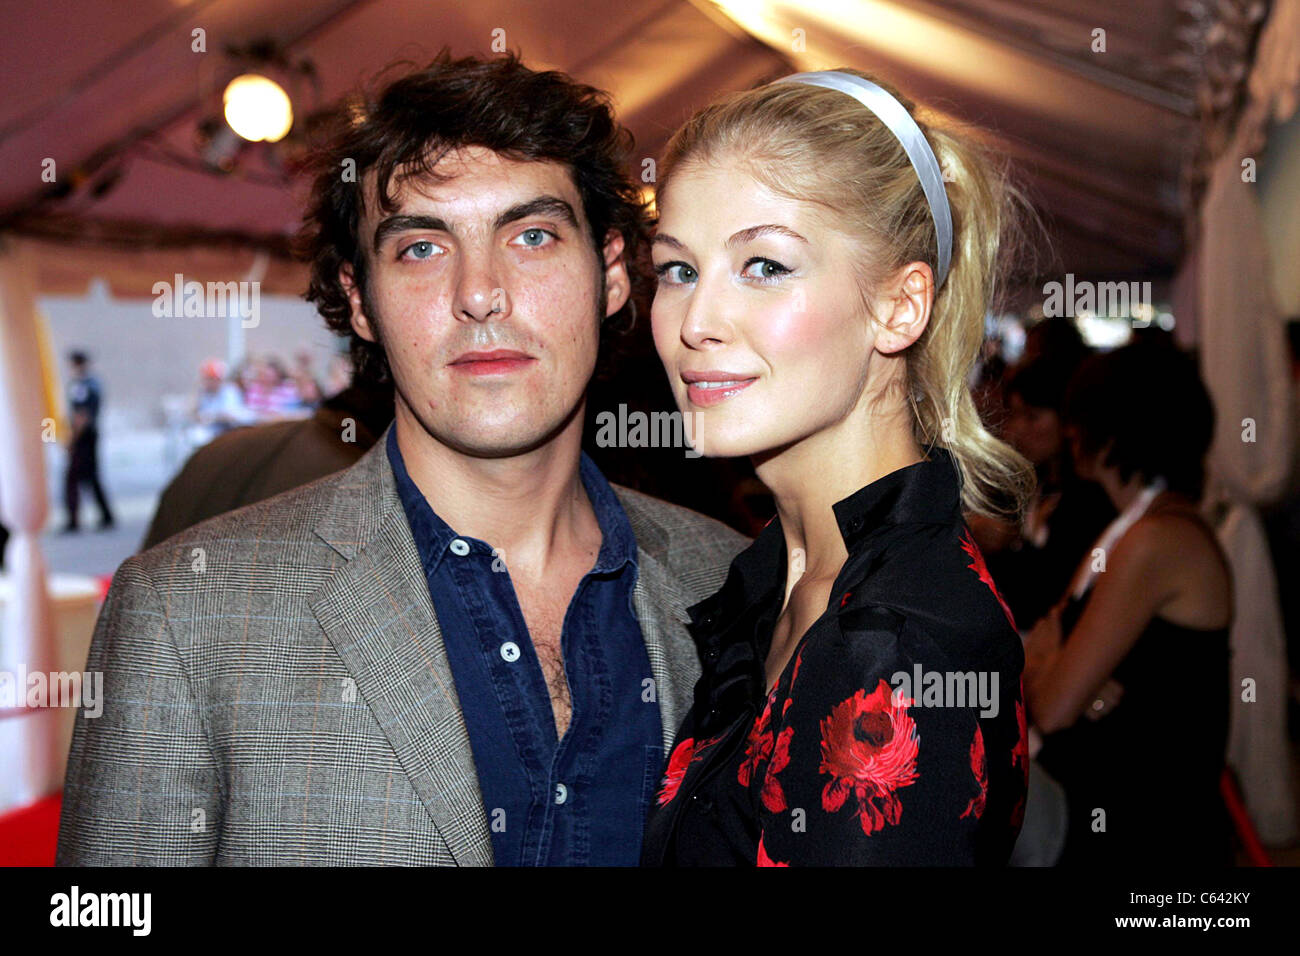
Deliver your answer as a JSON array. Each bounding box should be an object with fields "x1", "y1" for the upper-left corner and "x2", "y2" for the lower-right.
[{"x1": 0, "y1": 792, "x2": 62, "y2": 866}]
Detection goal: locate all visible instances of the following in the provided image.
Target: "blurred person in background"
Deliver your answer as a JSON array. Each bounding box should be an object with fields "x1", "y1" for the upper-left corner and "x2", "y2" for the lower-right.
[
  {"x1": 291, "y1": 349, "x2": 324, "y2": 408},
  {"x1": 142, "y1": 374, "x2": 395, "y2": 550},
  {"x1": 266, "y1": 356, "x2": 304, "y2": 414},
  {"x1": 60, "y1": 350, "x2": 115, "y2": 533},
  {"x1": 1262, "y1": 318, "x2": 1300, "y2": 736},
  {"x1": 1025, "y1": 340, "x2": 1233, "y2": 866},
  {"x1": 193, "y1": 358, "x2": 252, "y2": 441},
  {"x1": 977, "y1": 335, "x2": 1116, "y2": 631}
]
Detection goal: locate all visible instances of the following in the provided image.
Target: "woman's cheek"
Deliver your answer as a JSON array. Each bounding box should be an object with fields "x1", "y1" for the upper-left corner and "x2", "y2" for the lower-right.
[{"x1": 756, "y1": 299, "x2": 837, "y2": 362}]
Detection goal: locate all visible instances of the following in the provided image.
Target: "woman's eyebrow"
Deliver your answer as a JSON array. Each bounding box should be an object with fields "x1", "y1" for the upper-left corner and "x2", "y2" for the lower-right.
[
  {"x1": 726, "y1": 224, "x2": 808, "y2": 247},
  {"x1": 651, "y1": 224, "x2": 809, "y2": 254}
]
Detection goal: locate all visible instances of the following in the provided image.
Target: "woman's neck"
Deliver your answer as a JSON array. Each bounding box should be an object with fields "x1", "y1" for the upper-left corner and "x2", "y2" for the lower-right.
[{"x1": 754, "y1": 404, "x2": 923, "y2": 601}]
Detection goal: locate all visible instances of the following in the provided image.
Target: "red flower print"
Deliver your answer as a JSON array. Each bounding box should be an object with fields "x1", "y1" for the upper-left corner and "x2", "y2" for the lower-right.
[
  {"x1": 657, "y1": 733, "x2": 725, "y2": 805},
  {"x1": 757, "y1": 832, "x2": 789, "y2": 867},
  {"x1": 739, "y1": 690, "x2": 794, "y2": 812},
  {"x1": 959, "y1": 723, "x2": 987, "y2": 820},
  {"x1": 959, "y1": 529, "x2": 1016, "y2": 630},
  {"x1": 657, "y1": 736, "x2": 696, "y2": 806},
  {"x1": 738, "y1": 691, "x2": 777, "y2": 788},
  {"x1": 818, "y1": 680, "x2": 919, "y2": 835},
  {"x1": 761, "y1": 727, "x2": 795, "y2": 812}
]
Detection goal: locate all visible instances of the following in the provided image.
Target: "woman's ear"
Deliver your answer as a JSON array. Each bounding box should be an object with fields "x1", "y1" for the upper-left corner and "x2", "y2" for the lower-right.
[{"x1": 873, "y1": 261, "x2": 934, "y2": 355}]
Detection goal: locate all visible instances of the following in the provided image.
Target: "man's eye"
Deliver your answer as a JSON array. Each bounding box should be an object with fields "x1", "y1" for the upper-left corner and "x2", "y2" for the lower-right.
[
  {"x1": 401, "y1": 241, "x2": 439, "y2": 260},
  {"x1": 515, "y1": 228, "x2": 555, "y2": 248}
]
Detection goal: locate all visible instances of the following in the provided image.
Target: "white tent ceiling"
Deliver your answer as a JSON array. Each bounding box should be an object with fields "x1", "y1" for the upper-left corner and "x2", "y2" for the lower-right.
[{"x1": 0, "y1": 0, "x2": 1264, "y2": 295}]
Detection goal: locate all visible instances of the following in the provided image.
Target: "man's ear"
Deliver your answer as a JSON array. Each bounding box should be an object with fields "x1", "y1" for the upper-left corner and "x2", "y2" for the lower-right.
[
  {"x1": 873, "y1": 261, "x2": 934, "y2": 355},
  {"x1": 601, "y1": 229, "x2": 630, "y2": 319},
  {"x1": 339, "y1": 262, "x2": 377, "y2": 344}
]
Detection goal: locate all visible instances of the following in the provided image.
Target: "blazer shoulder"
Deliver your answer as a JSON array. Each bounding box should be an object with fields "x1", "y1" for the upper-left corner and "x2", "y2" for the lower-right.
[
  {"x1": 132, "y1": 464, "x2": 353, "y2": 574},
  {"x1": 611, "y1": 484, "x2": 750, "y2": 561}
]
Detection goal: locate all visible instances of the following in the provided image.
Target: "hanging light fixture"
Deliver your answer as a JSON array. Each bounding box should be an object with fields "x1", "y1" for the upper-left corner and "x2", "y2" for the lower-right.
[{"x1": 222, "y1": 73, "x2": 294, "y2": 143}]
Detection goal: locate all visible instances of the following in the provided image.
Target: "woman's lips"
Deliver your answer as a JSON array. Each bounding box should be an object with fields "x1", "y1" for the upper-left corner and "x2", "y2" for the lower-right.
[
  {"x1": 684, "y1": 376, "x2": 758, "y2": 407},
  {"x1": 449, "y1": 350, "x2": 536, "y2": 376}
]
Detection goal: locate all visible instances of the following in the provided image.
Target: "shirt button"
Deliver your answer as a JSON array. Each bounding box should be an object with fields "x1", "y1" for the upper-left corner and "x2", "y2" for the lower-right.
[
  {"x1": 499, "y1": 641, "x2": 521, "y2": 662},
  {"x1": 449, "y1": 538, "x2": 470, "y2": 556},
  {"x1": 554, "y1": 783, "x2": 569, "y2": 805}
]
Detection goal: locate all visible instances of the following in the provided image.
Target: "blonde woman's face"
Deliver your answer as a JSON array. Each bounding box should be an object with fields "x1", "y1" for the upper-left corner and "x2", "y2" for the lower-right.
[{"x1": 650, "y1": 162, "x2": 882, "y2": 459}]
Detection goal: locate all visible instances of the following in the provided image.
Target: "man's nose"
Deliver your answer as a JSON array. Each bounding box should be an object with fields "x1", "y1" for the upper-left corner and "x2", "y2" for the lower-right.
[{"x1": 454, "y1": 254, "x2": 510, "y2": 322}]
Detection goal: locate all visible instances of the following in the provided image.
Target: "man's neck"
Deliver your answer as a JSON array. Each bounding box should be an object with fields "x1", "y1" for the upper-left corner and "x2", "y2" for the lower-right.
[{"x1": 393, "y1": 401, "x2": 596, "y2": 574}]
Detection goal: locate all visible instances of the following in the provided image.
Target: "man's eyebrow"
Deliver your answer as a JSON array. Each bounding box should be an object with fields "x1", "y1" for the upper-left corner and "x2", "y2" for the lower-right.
[
  {"x1": 371, "y1": 196, "x2": 580, "y2": 253},
  {"x1": 373, "y1": 214, "x2": 449, "y2": 253},
  {"x1": 494, "y1": 195, "x2": 580, "y2": 231}
]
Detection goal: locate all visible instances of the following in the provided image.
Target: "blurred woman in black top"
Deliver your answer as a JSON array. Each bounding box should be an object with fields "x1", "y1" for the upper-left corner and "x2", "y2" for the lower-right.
[
  {"x1": 641, "y1": 68, "x2": 1035, "y2": 866},
  {"x1": 1027, "y1": 341, "x2": 1233, "y2": 865}
]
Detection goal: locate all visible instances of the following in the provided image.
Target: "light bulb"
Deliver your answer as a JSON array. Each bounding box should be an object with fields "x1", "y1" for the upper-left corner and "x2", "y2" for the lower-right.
[{"x1": 223, "y1": 74, "x2": 293, "y2": 143}]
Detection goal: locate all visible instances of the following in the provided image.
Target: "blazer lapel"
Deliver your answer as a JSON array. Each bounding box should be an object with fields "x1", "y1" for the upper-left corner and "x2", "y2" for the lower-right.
[
  {"x1": 308, "y1": 427, "x2": 493, "y2": 866},
  {"x1": 617, "y1": 490, "x2": 703, "y2": 753}
]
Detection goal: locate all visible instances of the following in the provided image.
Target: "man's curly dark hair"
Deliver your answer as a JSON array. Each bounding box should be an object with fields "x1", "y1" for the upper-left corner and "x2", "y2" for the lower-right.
[{"x1": 297, "y1": 49, "x2": 652, "y2": 387}]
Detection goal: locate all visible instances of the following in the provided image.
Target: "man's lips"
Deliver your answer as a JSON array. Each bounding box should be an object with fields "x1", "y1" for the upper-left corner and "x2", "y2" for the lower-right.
[
  {"x1": 449, "y1": 349, "x2": 536, "y2": 375},
  {"x1": 682, "y1": 370, "x2": 759, "y2": 407}
]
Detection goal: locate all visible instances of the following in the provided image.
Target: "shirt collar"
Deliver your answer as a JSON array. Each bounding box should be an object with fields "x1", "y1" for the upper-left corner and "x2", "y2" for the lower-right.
[
  {"x1": 831, "y1": 444, "x2": 962, "y2": 548},
  {"x1": 386, "y1": 425, "x2": 638, "y2": 576}
]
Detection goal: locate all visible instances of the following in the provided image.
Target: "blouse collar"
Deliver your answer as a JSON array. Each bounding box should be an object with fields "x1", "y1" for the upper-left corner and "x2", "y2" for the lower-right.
[{"x1": 687, "y1": 445, "x2": 964, "y2": 636}]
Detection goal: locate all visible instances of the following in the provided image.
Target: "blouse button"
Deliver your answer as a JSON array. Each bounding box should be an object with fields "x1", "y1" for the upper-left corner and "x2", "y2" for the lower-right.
[{"x1": 449, "y1": 538, "x2": 471, "y2": 556}]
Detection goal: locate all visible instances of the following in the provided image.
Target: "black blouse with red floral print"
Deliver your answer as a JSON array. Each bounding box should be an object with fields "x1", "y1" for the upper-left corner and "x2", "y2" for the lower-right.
[{"x1": 641, "y1": 448, "x2": 1028, "y2": 867}]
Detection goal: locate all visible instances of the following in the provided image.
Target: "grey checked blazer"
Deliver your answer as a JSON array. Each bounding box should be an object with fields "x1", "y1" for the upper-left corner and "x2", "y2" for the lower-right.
[{"x1": 55, "y1": 425, "x2": 748, "y2": 866}]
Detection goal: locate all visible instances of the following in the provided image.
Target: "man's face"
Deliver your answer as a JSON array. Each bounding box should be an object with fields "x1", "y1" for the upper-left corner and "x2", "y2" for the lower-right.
[{"x1": 343, "y1": 146, "x2": 628, "y2": 458}]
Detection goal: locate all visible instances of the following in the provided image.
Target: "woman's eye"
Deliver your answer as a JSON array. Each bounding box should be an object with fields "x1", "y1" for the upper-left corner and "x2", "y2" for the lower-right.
[
  {"x1": 741, "y1": 258, "x2": 791, "y2": 282},
  {"x1": 515, "y1": 228, "x2": 555, "y2": 248},
  {"x1": 401, "y1": 241, "x2": 439, "y2": 261},
  {"x1": 654, "y1": 262, "x2": 697, "y2": 285}
]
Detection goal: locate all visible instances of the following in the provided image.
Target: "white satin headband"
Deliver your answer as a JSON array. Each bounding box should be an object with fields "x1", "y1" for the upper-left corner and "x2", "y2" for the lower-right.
[{"x1": 771, "y1": 70, "x2": 953, "y2": 290}]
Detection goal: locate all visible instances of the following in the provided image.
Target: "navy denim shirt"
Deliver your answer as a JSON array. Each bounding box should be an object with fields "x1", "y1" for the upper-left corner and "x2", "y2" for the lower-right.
[{"x1": 386, "y1": 427, "x2": 662, "y2": 865}]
